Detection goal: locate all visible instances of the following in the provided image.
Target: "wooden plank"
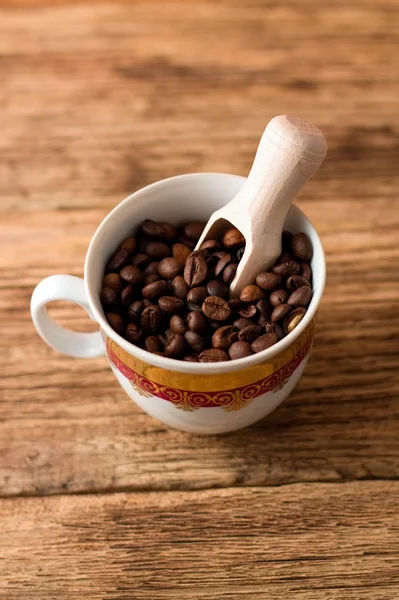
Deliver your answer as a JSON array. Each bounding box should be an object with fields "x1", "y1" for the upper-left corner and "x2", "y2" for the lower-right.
[{"x1": 1, "y1": 482, "x2": 399, "y2": 599}]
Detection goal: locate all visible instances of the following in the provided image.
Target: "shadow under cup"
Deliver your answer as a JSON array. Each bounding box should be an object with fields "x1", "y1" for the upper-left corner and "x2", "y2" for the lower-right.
[{"x1": 85, "y1": 173, "x2": 326, "y2": 434}]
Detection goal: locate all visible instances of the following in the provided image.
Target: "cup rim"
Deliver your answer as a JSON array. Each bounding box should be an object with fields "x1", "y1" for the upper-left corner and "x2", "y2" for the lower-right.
[{"x1": 84, "y1": 172, "x2": 326, "y2": 374}]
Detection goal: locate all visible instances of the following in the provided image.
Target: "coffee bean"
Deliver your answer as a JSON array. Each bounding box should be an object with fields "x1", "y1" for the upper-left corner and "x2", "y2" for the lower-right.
[
  {"x1": 185, "y1": 331, "x2": 206, "y2": 353},
  {"x1": 277, "y1": 251, "x2": 294, "y2": 263},
  {"x1": 132, "y1": 253, "x2": 150, "y2": 268},
  {"x1": 264, "y1": 321, "x2": 284, "y2": 342},
  {"x1": 187, "y1": 286, "x2": 208, "y2": 305},
  {"x1": 199, "y1": 348, "x2": 229, "y2": 362},
  {"x1": 121, "y1": 285, "x2": 135, "y2": 305},
  {"x1": 184, "y1": 255, "x2": 208, "y2": 287},
  {"x1": 228, "y1": 298, "x2": 242, "y2": 313},
  {"x1": 141, "y1": 220, "x2": 176, "y2": 242},
  {"x1": 214, "y1": 253, "x2": 233, "y2": 277},
  {"x1": 300, "y1": 262, "x2": 312, "y2": 281},
  {"x1": 222, "y1": 263, "x2": 237, "y2": 285},
  {"x1": 228, "y1": 341, "x2": 253, "y2": 360},
  {"x1": 172, "y1": 243, "x2": 192, "y2": 263},
  {"x1": 157, "y1": 257, "x2": 183, "y2": 279},
  {"x1": 238, "y1": 304, "x2": 257, "y2": 318},
  {"x1": 143, "y1": 261, "x2": 160, "y2": 276},
  {"x1": 157, "y1": 334, "x2": 167, "y2": 347},
  {"x1": 236, "y1": 247, "x2": 245, "y2": 262},
  {"x1": 164, "y1": 333, "x2": 186, "y2": 358},
  {"x1": 213, "y1": 251, "x2": 228, "y2": 260},
  {"x1": 140, "y1": 305, "x2": 163, "y2": 333},
  {"x1": 178, "y1": 234, "x2": 197, "y2": 249},
  {"x1": 184, "y1": 222, "x2": 206, "y2": 240},
  {"x1": 106, "y1": 248, "x2": 129, "y2": 272},
  {"x1": 270, "y1": 289, "x2": 289, "y2": 308},
  {"x1": 222, "y1": 227, "x2": 245, "y2": 249},
  {"x1": 146, "y1": 241, "x2": 171, "y2": 260},
  {"x1": 211, "y1": 325, "x2": 238, "y2": 350},
  {"x1": 291, "y1": 232, "x2": 313, "y2": 262},
  {"x1": 271, "y1": 260, "x2": 300, "y2": 277},
  {"x1": 184, "y1": 354, "x2": 199, "y2": 362},
  {"x1": 256, "y1": 299, "x2": 270, "y2": 325},
  {"x1": 171, "y1": 275, "x2": 189, "y2": 300},
  {"x1": 287, "y1": 286, "x2": 313, "y2": 307},
  {"x1": 271, "y1": 303, "x2": 291, "y2": 322},
  {"x1": 199, "y1": 239, "x2": 221, "y2": 251},
  {"x1": 138, "y1": 236, "x2": 149, "y2": 252},
  {"x1": 144, "y1": 335, "x2": 162, "y2": 353},
  {"x1": 158, "y1": 296, "x2": 185, "y2": 315},
  {"x1": 103, "y1": 273, "x2": 123, "y2": 292},
  {"x1": 144, "y1": 274, "x2": 161, "y2": 285},
  {"x1": 100, "y1": 287, "x2": 118, "y2": 305},
  {"x1": 251, "y1": 333, "x2": 277, "y2": 353},
  {"x1": 238, "y1": 325, "x2": 263, "y2": 343},
  {"x1": 170, "y1": 314, "x2": 188, "y2": 335},
  {"x1": 282, "y1": 230, "x2": 293, "y2": 250},
  {"x1": 187, "y1": 311, "x2": 208, "y2": 335},
  {"x1": 240, "y1": 285, "x2": 265, "y2": 303},
  {"x1": 256, "y1": 272, "x2": 283, "y2": 291},
  {"x1": 207, "y1": 279, "x2": 228, "y2": 298},
  {"x1": 142, "y1": 298, "x2": 154, "y2": 307},
  {"x1": 189, "y1": 249, "x2": 209, "y2": 259},
  {"x1": 142, "y1": 279, "x2": 169, "y2": 299},
  {"x1": 233, "y1": 317, "x2": 253, "y2": 330},
  {"x1": 125, "y1": 322, "x2": 143, "y2": 344},
  {"x1": 165, "y1": 327, "x2": 173, "y2": 339},
  {"x1": 106, "y1": 313, "x2": 125, "y2": 335},
  {"x1": 120, "y1": 237, "x2": 137, "y2": 254},
  {"x1": 286, "y1": 275, "x2": 311, "y2": 292},
  {"x1": 120, "y1": 265, "x2": 144, "y2": 285},
  {"x1": 209, "y1": 319, "x2": 222, "y2": 330},
  {"x1": 128, "y1": 300, "x2": 144, "y2": 321},
  {"x1": 202, "y1": 296, "x2": 231, "y2": 321},
  {"x1": 284, "y1": 307, "x2": 306, "y2": 333}
]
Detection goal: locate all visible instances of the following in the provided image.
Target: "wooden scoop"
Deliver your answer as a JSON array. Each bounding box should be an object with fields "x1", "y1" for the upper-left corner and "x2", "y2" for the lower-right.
[{"x1": 196, "y1": 115, "x2": 327, "y2": 296}]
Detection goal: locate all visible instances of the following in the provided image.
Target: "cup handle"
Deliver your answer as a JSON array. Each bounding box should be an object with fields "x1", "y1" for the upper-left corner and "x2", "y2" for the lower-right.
[{"x1": 31, "y1": 274, "x2": 105, "y2": 358}]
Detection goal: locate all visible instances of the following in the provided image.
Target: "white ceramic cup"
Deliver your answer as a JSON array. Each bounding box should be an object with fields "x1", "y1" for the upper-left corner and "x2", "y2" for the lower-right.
[{"x1": 31, "y1": 173, "x2": 325, "y2": 434}]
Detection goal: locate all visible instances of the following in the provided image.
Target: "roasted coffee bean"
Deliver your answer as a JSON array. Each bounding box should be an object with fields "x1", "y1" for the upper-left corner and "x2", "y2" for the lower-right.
[
  {"x1": 277, "y1": 251, "x2": 294, "y2": 263},
  {"x1": 209, "y1": 319, "x2": 222, "y2": 330},
  {"x1": 222, "y1": 227, "x2": 245, "y2": 249},
  {"x1": 106, "y1": 312, "x2": 125, "y2": 335},
  {"x1": 199, "y1": 239, "x2": 221, "y2": 251},
  {"x1": 222, "y1": 263, "x2": 237, "y2": 285},
  {"x1": 187, "y1": 301, "x2": 202, "y2": 312},
  {"x1": 256, "y1": 299, "x2": 270, "y2": 325},
  {"x1": 106, "y1": 248, "x2": 129, "y2": 272},
  {"x1": 239, "y1": 304, "x2": 257, "y2": 318},
  {"x1": 238, "y1": 325, "x2": 263, "y2": 343},
  {"x1": 228, "y1": 298, "x2": 242, "y2": 313},
  {"x1": 184, "y1": 354, "x2": 199, "y2": 362},
  {"x1": 158, "y1": 296, "x2": 185, "y2": 315},
  {"x1": 300, "y1": 262, "x2": 312, "y2": 281},
  {"x1": 140, "y1": 305, "x2": 163, "y2": 333},
  {"x1": 143, "y1": 298, "x2": 154, "y2": 307},
  {"x1": 103, "y1": 273, "x2": 123, "y2": 292},
  {"x1": 189, "y1": 248, "x2": 209, "y2": 259},
  {"x1": 234, "y1": 317, "x2": 253, "y2": 330},
  {"x1": 271, "y1": 303, "x2": 291, "y2": 323},
  {"x1": 172, "y1": 243, "x2": 192, "y2": 263},
  {"x1": 211, "y1": 325, "x2": 238, "y2": 350},
  {"x1": 170, "y1": 314, "x2": 188, "y2": 335},
  {"x1": 158, "y1": 257, "x2": 183, "y2": 279},
  {"x1": 128, "y1": 300, "x2": 144, "y2": 321},
  {"x1": 138, "y1": 236, "x2": 149, "y2": 252},
  {"x1": 240, "y1": 285, "x2": 265, "y2": 303},
  {"x1": 171, "y1": 275, "x2": 189, "y2": 300},
  {"x1": 184, "y1": 255, "x2": 208, "y2": 287},
  {"x1": 213, "y1": 251, "x2": 228, "y2": 260},
  {"x1": 214, "y1": 253, "x2": 233, "y2": 277},
  {"x1": 264, "y1": 321, "x2": 284, "y2": 342},
  {"x1": 270, "y1": 289, "x2": 289, "y2": 308},
  {"x1": 286, "y1": 275, "x2": 311, "y2": 292},
  {"x1": 120, "y1": 237, "x2": 137, "y2": 254},
  {"x1": 142, "y1": 279, "x2": 169, "y2": 299},
  {"x1": 202, "y1": 296, "x2": 231, "y2": 321},
  {"x1": 291, "y1": 232, "x2": 313, "y2": 262},
  {"x1": 187, "y1": 311, "x2": 208, "y2": 335},
  {"x1": 164, "y1": 333, "x2": 186, "y2": 358},
  {"x1": 287, "y1": 286, "x2": 313, "y2": 307},
  {"x1": 282, "y1": 230, "x2": 293, "y2": 250},
  {"x1": 236, "y1": 247, "x2": 245, "y2": 262},
  {"x1": 141, "y1": 220, "x2": 176, "y2": 242},
  {"x1": 271, "y1": 260, "x2": 300, "y2": 277},
  {"x1": 178, "y1": 234, "x2": 197, "y2": 249},
  {"x1": 251, "y1": 333, "x2": 277, "y2": 353},
  {"x1": 100, "y1": 287, "x2": 118, "y2": 305},
  {"x1": 187, "y1": 286, "x2": 208, "y2": 306},
  {"x1": 121, "y1": 285, "x2": 135, "y2": 306},
  {"x1": 143, "y1": 261, "x2": 160, "y2": 276},
  {"x1": 199, "y1": 348, "x2": 229, "y2": 362},
  {"x1": 132, "y1": 253, "x2": 150, "y2": 268},
  {"x1": 228, "y1": 341, "x2": 253, "y2": 360},
  {"x1": 284, "y1": 307, "x2": 306, "y2": 333},
  {"x1": 184, "y1": 222, "x2": 206, "y2": 240},
  {"x1": 157, "y1": 334, "x2": 167, "y2": 347},
  {"x1": 185, "y1": 331, "x2": 206, "y2": 354},
  {"x1": 207, "y1": 279, "x2": 228, "y2": 298},
  {"x1": 144, "y1": 274, "x2": 161, "y2": 285},
  {"x1": 256, "y1": 272, "x2": 283, "y2": 291},
  {"x1": 125, "y1": 322, "x2": 143, "y2": 344},
  {"x1": 144, "y1": 335, "x2": 162, "y2": 353},
  {"x1": 165, "y1": 327, "x2": 173, "y2": 339},
  {"x1": 120, "y1": 265, "x2": 143, "y2": 285},
  {"x1": 146, "y1": 241, "x2": 171, "y2": 260}
]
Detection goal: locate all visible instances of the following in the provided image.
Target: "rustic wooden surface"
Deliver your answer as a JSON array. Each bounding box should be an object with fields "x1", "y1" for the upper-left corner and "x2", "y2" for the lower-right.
[{"x1": 1, "y1": 0, "x2": 399, "y2": 597}]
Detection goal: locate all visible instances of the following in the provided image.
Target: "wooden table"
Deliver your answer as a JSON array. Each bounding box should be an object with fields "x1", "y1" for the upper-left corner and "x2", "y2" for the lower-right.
[{"x1": 1, "y1": 1, "x2": 399, "y2": 597}]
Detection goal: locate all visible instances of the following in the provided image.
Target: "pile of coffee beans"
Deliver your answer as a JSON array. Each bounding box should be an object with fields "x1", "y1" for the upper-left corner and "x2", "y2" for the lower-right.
[{"x1": 101, "y1": 219, "x2": 313, "y2": 362}]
